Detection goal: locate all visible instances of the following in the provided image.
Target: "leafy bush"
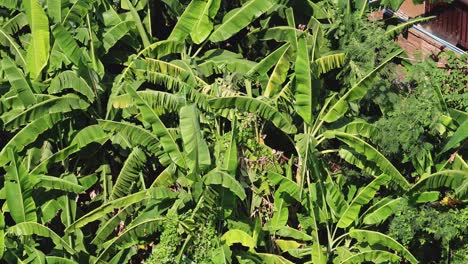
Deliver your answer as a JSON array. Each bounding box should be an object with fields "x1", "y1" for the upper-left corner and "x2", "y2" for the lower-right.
[{"x1": 0, "y1": 0, "x2": 465, "y2": 263}]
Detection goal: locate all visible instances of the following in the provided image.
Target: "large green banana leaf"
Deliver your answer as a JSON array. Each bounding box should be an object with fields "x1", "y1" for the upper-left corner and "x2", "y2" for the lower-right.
[
  {"x1": 4, "y1": 149, "x2": 37, "y2": 223},
  {"x1": 49, "y1": 71, "x2": 95, "y2": 102},
  {"x1": 349, "y1": 229, "x2": 418, "y2": 264},
  {"x1": 24, "y1": 0, "x2": 50, "y2": 79},
  {"x1": 1, "y1": 94, "x2": 89, "y2": 129},
  {"x1": 180, "y1": 104, "x2": 211, "y2": 173},
  {"x1": 0, "y1": 113, "x2": 65, "y2": 166},
  {"x1": 110, "y1": 147, "x2": 147, "y2": 199},
  {"x1": 339, "y1": 250, "x2": 400, "y2": 264},
  {"x1": 126, "y1": 85, "x2": 186, "y2": 168},
  {"x1": 323, "y1": 49, "x2": 403, "y2": 123},
  {"x1": 337, "y1": 174, "x2": 390, "y2": 228},
  {"x1": 1, "y1": 56, "x2": 35, "y2": 106},
  {"x1": 7, "y1": 222, "x2": 75, "y2": 254},
  {"x1": 326, "y1": 131, "x2": 410, "y2": 189},
  {"x1": 264, "y1": 44, "x2": 290, "y2": 98},
  {"x1": 204, "y1": 170, "x2": 246, "y2": 200},
  {"x1": 209, "y1": 0, "x2": 277, "y2": 42},
  {"x1": 208, "y1": 96, "x2": 296, "y2": 134},
  {"x1": 294, "y1": 34, "x2": 313, "y2": 125}
]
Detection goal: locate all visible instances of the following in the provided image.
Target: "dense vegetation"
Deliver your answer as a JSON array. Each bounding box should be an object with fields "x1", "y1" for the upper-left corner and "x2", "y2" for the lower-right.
[{"x1": 0, "y1": 0, "x2": 466, "y2": 263}]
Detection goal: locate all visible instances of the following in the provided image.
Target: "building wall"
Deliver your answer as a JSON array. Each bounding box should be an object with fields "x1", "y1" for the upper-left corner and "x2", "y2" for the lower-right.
[{"x1": 393, "y1": 0, "x2": 467, "y2": 59}]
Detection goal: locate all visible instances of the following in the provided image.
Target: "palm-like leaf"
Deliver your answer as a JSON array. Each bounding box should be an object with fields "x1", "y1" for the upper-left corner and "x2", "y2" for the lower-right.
[
  {"x1": 180, "y1": 104, "x2": 211, "y2": 173},
  {"x1": 0, "y1": 113, "x2": 65, "y2": 166},
  {"x1": 4, "y1": 149, "x2": 37, "y2": 223},
  {"x1": 126, "y1": 85, "x2": 187, "y2": 168},
  {"x1": 209, "y1": 0, "x2": 277, "y2": 42},
  {"x1": 264, "y1": 45, "x2": 290, "y2": 98},
  {"x1": 0, "y1": 29, "x2": 26, "y2": 68},
  {"x1": 1, "y1": 94, "x2": 89, "y2": 129},
  {"x1": 339, "y1": 250, "x2": 400, "y2": 264},
  {"x1": 1, "y1": 56, "x2": 35, "y2": 106},
  {"x1": 49, "y1": 70, "x2": 95, "y2": 102},
  {"x1": 349, "y1": 229, "x2": 418, "y2": 264},
  {"x1": 323, "y1": 49, "x2": 403, "y2": 123},
  {"x1": 326, "y1": 131, "x2": 410, "y2": 189},
  {"x1": 7, "y1": 222, "x2": 75, "y2": 254},
  {"x1": 208, "y1": 96, "x2": 296, "y2": 134},
  {"x1": 294, "y1": 35, "x2": 313, "y2": 125},
  {"x1": 52, "y1": 24, "x2": 85, "y2": 68},
  {"x1": 24, "y1": 0, "x2": 50, "y2": 79},
  {"x1": 204, "y1": 170, "x2": 246, "y2": 200},
  {"x1": 35, "y1": 175, "x2": 86, "y2": 193},
  {"x1": 110, "y1": 147, "x2": 147, "y2": 200},
  {"x1": 336, "y1": 174, "x2": 390, "y2": 228},
  {"x1": 62, "y1": 0, "x2": 96, "y2": 27},
  {"x1": 103, "y1": 21, "x2": 134, "y2": 52}
]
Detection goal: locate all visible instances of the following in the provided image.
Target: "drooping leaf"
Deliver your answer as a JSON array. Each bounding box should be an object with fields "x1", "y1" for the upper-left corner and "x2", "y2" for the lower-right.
[
  {"x1": 247, "y1": 43, "x2": 290, "y2": 77},
  {"x1": 441, "y1": 119, "x2": 468, "y2": 153},
  {"x1": 35, "y1": 175, "x2": 86, "y2": 193},
  {"x1": 349, "y1": 229, "x2": 418, "y2": 264},
  {"x1": 110, "y1": 147, "x2": 147, "y2": 200},
  {"x1": 268, "y1": 172, "x2": 301, "y2": 201},
  {"x1": 24, "y1": 0, "x2": 50, "y2": 79},
  {"x1": 91, "y1": 206, "x2": 131, "y2": 245},
  {"x1": 1, "y1": 56, "x2": 35, "y2": 106},
  {"x1": 325, "y1": 181, "x2": 349, "y2": 219},
  {"x1": 339, "y1": 250, "x2": 401, "y2": 264},
  {"x1": 362, "y1": 198, "x2": 404, "y2": 225},
  {"x1": 337, "y1": 174, "x2": 390, "y2": 228},
  {"x1": 386, "y1": 16, "x2": 434, "y2": 38},
  {"x1": 208, "y1": 96, "x2": 296, "y2": 134},
  {"x1": 62, "y1": 0, "x2": 96, "y2": 27},
  {"x1": 204, "y1": 170, "x2": 246, "y2": 200},
  {"x1": 49, "y1": 70, "x2": 95, "y2": 102},
  {"x1": 98, "y1": 120, "x2": 160, "y2": 154},
  {"x1": 126, "y1": 85, "x2": 186, "y2": 168},
  {"x1": 256, "y1": 253, "x2": 295, "y2": 264},
  {"x1": 95, "y1": 217, "x2": 165, "y2": 262},
  {"x1": 410, "y1": 170, "x2": 468, "y2": 199},
  {"x1": 323, "y1": 49, "x2": 403, "y2": 123},
  {"x1": 52, "y1": 24, "x2": 84, "y2": 67},
  {"x1": 0, "y1": 114, "x2": 66, "y2": 167},
  {"x1": 276, "y1": 226, "x2": 313, "y2": 241},
  {"x1": 180, "y1": 104, "x2": 211, "y2": 172},
  {"x1": 66, "y1": 190, "x2": 149, "y2": 231},
  {"x1": 294, "y1": 35, "x2": 313, "y2": 124},
  {"x1": 221, "y1": 229, "x2": 255, "y2": 250},
  {"x1": 5, "y1": 149, "x2": 37, "y2": 223},
  {"x1": 7, "y1": 222, "x2": 75, "y2": 254},
  {"x1": 103, "y1": 20, "x2": 134, "y2": 52},
  {"x1": 313, "y1": 52, "x2": 345, "y2": 75},
  {"x1": 326, "y1": 131, "x2": 410, "y2": 189},
  {"x1": 1, "y1": 94, "x2": 89, "y2": 130},
  {"x1": 210, "y1": 0, "x2": 276, "y2": 42},
  {"x1": 0, "y1": 28, "x2": 27, "y2": 68},
  {"x1": 30, "y1": 125, "x2": 109, "y2": 174}
]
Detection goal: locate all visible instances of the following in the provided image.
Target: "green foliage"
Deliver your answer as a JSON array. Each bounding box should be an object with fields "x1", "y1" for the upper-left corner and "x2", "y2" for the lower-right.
[
  {"x1": 374, "y1": 93, "x2": 441, "y2": 160},
  {"x1": 389, "y1": 204, "x2": 468, "y2": 263},
  {"x1": 0, "y1": 0, "x2": 466, "y2": 263},
  {"x1": 145, "y1": 214, "x2": 182, "y2": 264}
]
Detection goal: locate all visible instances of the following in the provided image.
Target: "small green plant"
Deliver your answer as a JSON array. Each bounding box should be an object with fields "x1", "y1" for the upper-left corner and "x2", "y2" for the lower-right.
[
  {"x1": 389, "y1": 204, "x2": 468, "y2": 263},
  {"x1": 145, "y1": 214, "x2": 182, "y2": 264}
]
